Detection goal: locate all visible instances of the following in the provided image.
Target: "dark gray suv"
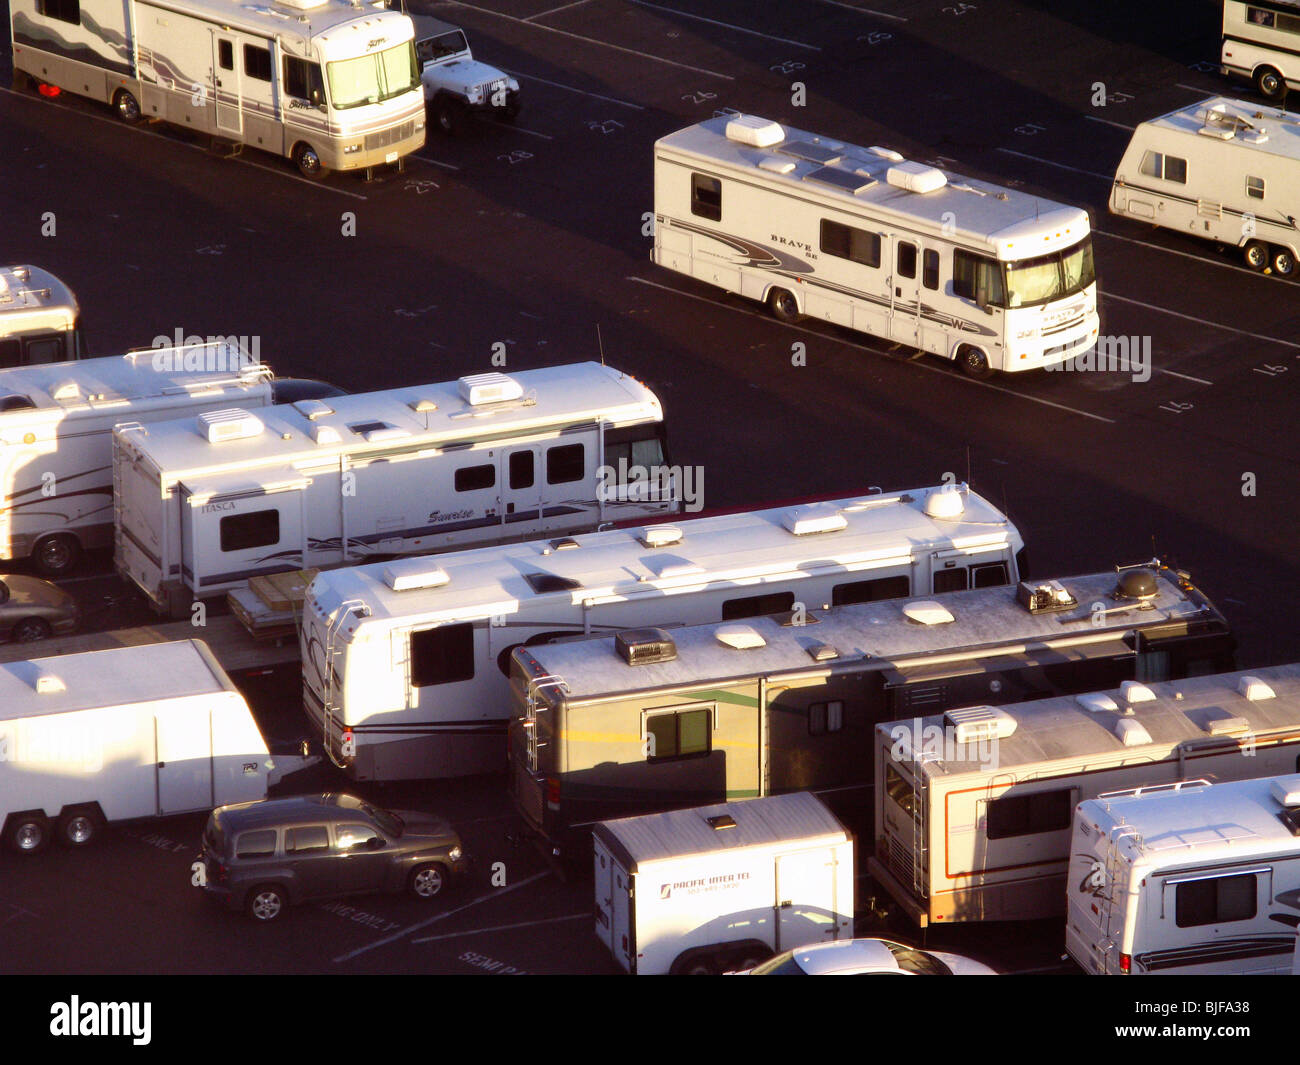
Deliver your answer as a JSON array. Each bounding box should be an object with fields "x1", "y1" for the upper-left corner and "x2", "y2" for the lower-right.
[{"x1": 196, "y1": 793, "x2": 467, "y2": 921}]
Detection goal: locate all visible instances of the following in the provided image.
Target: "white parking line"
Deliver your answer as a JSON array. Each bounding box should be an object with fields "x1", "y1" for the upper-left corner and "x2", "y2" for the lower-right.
[
  {"x1": 813, "y1": 0, "x2": 908, "y2": 21},
  {"x1": 995, "y1": 147, "x2": 1111, "y2": 181},
  {"x1": 482, "y1": 119, "x2": 553, "y2": 140},
  {"x1": 1094, "y1": 228, "x2": 1295, "y2": 285},
  {"x1": 332, "y1": 870, "x2": 549, "y2": 963},
  {"x1": 414, "y1": 154, "x2": 462, "y2": 171},
  {"x1": 627, "y1": 276, "x2": 1117, "y2": 425},
  {"x1": 1158, "y1": 368, "x2": 1214, "y2": 385},
  {"x1": 506, "y1": 69, "x2": 645, "y2": 110},
  {"x1": 1176, "y1": 82, "x2": 1219, "y2": 94},
  {"x1": 525, "y1": 0, "x2": 595, "y2": 20},
  {"x1": 1101, "y1": 292, "x2": 1300, "y2": 349},
  {"x1": 413, "y1": 913, "x2": 589, "y2": 943},
  {"x1": 629, "y1": 0, "x2": 822, "y2": 50},
  {"x1": 1083, "y1": 114, "x2": 1134, "y2": 131},
  {"x1": 437, "y1": 0, "x2": 735, "y2": 80}
]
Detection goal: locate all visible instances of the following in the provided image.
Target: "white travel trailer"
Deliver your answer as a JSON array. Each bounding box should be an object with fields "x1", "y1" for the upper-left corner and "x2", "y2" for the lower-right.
[
  {"x1": 652, "y1": 113, "x2": 1100, "y2": 379},
  {"x1": 114, "y1": 363, "x2": 677, "y2": 615},
  {"x1": 1066, "y1": 773, "x2": 1300, "y2": 975},
  {"x1": 1221, "y1": 0, "x2": 1300, "y2": 101},
  {"x1": 592, "y1": 792, "x2": 854, "y2": 975},
  {"x1": 302, "y1": 483, "x2": 1026, "y2": 781},
  {"x1": 0, "y1": 345, "x2": 270, "y2": 575},
  {"x1": 9, "y1": 0, "x2": 425, "y2": 178},
  {"x1": 510, "y1": 564, "x2": 1236, "y2": 860},
  {"x1": 0, "y1": 639, "x2": 300, "y2": 855},
  {"x1": 871, "y1": 664, "x2": 1300, "y2": 928},
  {"x1": 1110, "y1": 96, "x2": 1300, "y2": 276},
  {"x1": 0, "y1": 266, "x2": 82, "y2": 369}
]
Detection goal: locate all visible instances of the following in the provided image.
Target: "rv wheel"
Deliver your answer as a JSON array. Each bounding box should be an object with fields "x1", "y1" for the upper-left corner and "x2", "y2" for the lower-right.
[
  {"x1": 958, "y1": 346, "x2": 994, "y2": 380},
  {"x1": 113, "y1": 89, "x2": 141, "y2": 124},
  {"x1": 293, "y1": 143, "x2": 327, "y2": 180},
  {"x1": 6, "y1": 814, "x2": 50, "y2": 854},
  {"x1": 1272, "y1": 247, "x2": 1296, "y2": 278},
  {"x1": 670, "y1": 949, "x2": 720, "y2": 975},
  {"x1": 767, "y1": 288, "x2": 801, "y2": 323},
  {"x1": 11, "y1": 617, "x2": 51, "y2": 643},
  {"x1": 33, "y1": 533, "x2": 81, "y2": 576},
  {"x1": 1255, "y1": 67, "x2": 1286, "y2": 101},
  {"x1": 1243, "y1": 240, "x2": 1270, "y2": 271},
  {"x1": 58, "y1": 808, "x2": 100, "y2": 847}
]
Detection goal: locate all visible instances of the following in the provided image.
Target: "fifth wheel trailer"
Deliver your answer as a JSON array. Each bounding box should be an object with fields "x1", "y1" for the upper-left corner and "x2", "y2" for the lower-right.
[
  {"x1": 592, "y1": 792, "x2": 854, "y2": 975},
  {"x1": 0, "y1": 639, "x2": 301, "y2": 855}
]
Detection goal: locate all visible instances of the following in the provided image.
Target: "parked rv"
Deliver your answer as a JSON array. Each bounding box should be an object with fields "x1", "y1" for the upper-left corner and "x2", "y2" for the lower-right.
[
  {"x1": 871, "y1": 664, "x2": 1300, "y2": 928},
  {"x1": 510, "y1": 564, "x2": 1235, "y2": 859},
  {"x1": 592, "y1": 792, "x2": 854, "y2": 975},
  {"x1": 653, "y1": 113, "x2": 1100, "y2": 378},
  {"x1": 0, "y1": 345, "x2": 272, "y2": 575},
  {"x1": 411, "y1": 14, "x2": 519, "y2": 134},
  {"x1": 10, "y1": 0, "x2": 425, "y2": 179},
  {"x1": 1066, "y1": 774, "x2": 1300, "y2": 975},
  {"x1": 302, "y1": 483, "x2": 1025, "y2": 781},
  {"x1": 0, "y1": 640, "x2": 304, "y2": 855},
  {"x1": 1111, "y1": 96, "x2": 1300, "y2": 276},
  {"x1": 0, "y1": 266, "x2": 82, "y2": 369},
  {"x1": 114, "y1": 363, "x2": 677, "y2": 616},
  {"x1": 1222, "y1": 0, "x2": 1300, "y2": 101}
]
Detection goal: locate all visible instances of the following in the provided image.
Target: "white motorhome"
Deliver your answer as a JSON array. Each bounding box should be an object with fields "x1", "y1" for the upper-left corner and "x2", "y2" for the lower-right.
[
  {"x1": 302, "y1": 483, "x2": 1025, "y2": 781},
  {"x1": 652, "y1": 113, "x2": 1100, "y2": 379},
  {"x1": 871, "y1": 664, "x2": 1300, "y2": 928},
  {"x1": 114, "y1": 363, "x2": 677, "y2": 615},
  {"x1": 592, "y1": 792, "x2": 854, "y2": 975},
  {"x1": 1222, "y1": 0, "x2": 1300, "y2": 101},
  {"x1": 9, "y1": 0, "x2": 425, "y2": 178},
  {"x1": 0, "y1": 639, "x2": 301, "y2": 855},
  {"x1": 1066, "y1": 774, "x2": 1300, "y2": 975},
  {"x1": 0, "y1": 266, "x2": 82, "y2": 369},
  {"x1": 0, "y1": 344, "x2": 270, "y2": 575},
  {"x1": 1111, "y1": 96, "x2": 1300, "y2": 276},
  {"x1": 510, "y1": 564, "x2": 1236, "y2": 860}
]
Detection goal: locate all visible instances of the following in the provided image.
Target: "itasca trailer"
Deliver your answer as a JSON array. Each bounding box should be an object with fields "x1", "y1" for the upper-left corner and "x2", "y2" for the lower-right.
[
  {"x1": 653, "y1": 114, "x2": 1100, "y2": 379},
  {"x1": 593, "y1": 792, "x2": 854, "y2": 975},
  {"x1": 0, "y1": 344, "x2": 270, "y2": 575},
  {"x1": 1221, "y1": 0, "x2": 1300, "y2": 101},
  {"x1": 0, "y1": 639, "x2": 299, "y2": 855},
  {"x1": 871, "y1": 664, "x2": 1300, "y2": 928},
  {"x1": 303, "y1": 483, "x2": 1025, "y2": 781},
  {"x1": 1111, "y1": 97, "x2": 1300, "y2": 276},
  {"x1": 0, "y1": 266, "x2": 82, "y2": 369},
  {"x1": 1066, "y1": 774, "x2": 1300, "y2": 975},
  {"x1": 10, "y1": 0, "x2": 425, "y2": 178},
  {"x1": 115, "y1": 363, "x2": 676, "y2": 615},
  {"x1": 510, "y1": 564, "x2": 1235, "y2": 860}
]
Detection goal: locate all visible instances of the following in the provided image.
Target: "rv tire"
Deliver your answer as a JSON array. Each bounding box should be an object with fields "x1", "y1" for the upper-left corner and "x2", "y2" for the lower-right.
[
  {"x1": 1254, "y1": 66, "x2": 1286, "y2": 101},
  {"x1": 6, "y1": 813, "x2": 50, "y2": 854},
  {"x1": 1272, "y1": 247, "x2": 1296, "y2": 277},
  {"x1": 1243, "y1": 240, "x2": 1269, "y2": 271},
  {"x1": 33, "y1": 533, "x2": 81, "y2": 576},
  {"x1": 767, "y1": 288, "x2": 801, "y2": 323},
  {"x1": 670, "y1": 948, "x2": 721, "y2": 975},
  {"x1": 58, "y1": 807, "x2": 102, "y2": 847},
  {"x1": 292, "y1": 143, "x2": 327, "y2": 180},
  {"x1": 11, "y1": 617, "x2": 52, "y2": 643},
  {"x1": 113, "y1": 89, "x2": 141, "y2": 124},
  {"x1": 958, "y1": 345, "x2": 994, "y2": 379}
]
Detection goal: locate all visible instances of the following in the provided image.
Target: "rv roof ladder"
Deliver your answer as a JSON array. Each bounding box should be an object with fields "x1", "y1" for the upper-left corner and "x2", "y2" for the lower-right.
[
  {"x1": 909, "y1": 765, "x2": 927, "y2": 899},
  {"x1": 321, "y1": 599, "x2": 367, "y2": 769},
  {"x1": 110, "y1": 428, "x2": 139, "y2": 559},
  {"x1": 523, "y1": 674, "x2": 568, "y2": 772}
]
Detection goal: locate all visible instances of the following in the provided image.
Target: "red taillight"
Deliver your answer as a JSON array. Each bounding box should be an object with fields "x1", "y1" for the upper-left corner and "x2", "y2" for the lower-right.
[
  {"x1": 38, "y1": 83, "x2": 62, "y2": 97},
  {"x1": 1119, "y1": 953, "x2": 1131, "y2": 974},
  {"x1": 546, "y1": 777, "x2": 561, "y2": 804}
]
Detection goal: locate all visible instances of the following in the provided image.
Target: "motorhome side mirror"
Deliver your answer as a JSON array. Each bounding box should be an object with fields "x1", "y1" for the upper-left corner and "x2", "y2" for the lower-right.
[{"x1": 311, "y1": 88, "x2": 323, "y2": 108}]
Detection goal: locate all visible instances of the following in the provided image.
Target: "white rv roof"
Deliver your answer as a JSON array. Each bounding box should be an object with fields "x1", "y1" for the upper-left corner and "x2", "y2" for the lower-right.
[
  {"x1": 0, "y1": 640, "x2": 236, "y2": 719},
  {"x1": 1137, "y1": 96, "x2": 1300, "y2": 164},
  {"x1": 309, "y1": 484, "x2": 1020, "y2": 631},
  {"x1": 884, "y1": 663, "x2": 1300, "y2": 781},
  {"x1": 519, "y1": 567, "x2": 1215, "y2": 703},
  {"x1": 656, "y1": 115, "x2": 1090, "y2": 260},
  {"x1": 0, "y1": 265, "x2": 77, "y2": 330},
  {"x1": 591, "y1": 792, "x2": 847, "y2": 866},
  {"x1": 0, "y1": 349, "x2": 269, "y2": 421},
  {"x1": 118, "y1": 363, "x2": 663, "y2": 484}
]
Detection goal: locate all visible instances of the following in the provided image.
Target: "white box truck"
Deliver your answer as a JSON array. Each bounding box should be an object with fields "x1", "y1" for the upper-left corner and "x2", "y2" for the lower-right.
[
  {"x1": 592, "y1": 792, "x2": 854, "y2": 975},
  {"x1": 0, "y1": 639, "x2": 303, "y2": 855}
]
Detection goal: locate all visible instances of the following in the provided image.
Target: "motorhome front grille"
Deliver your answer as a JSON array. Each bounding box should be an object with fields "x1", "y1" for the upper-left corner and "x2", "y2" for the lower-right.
[
  {"x1": 1042, "y1": 312, "x2": 1087, "y2": 337},
  {"x1": 365, "y1": 120, "x2": 417, "y2": 151}
]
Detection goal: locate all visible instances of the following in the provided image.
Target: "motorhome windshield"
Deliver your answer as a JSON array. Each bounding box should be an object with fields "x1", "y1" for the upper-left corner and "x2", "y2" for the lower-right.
[
  {"x1": 327, "y1": 42, "x2": 419, "y2": 110},
  {"x1": 1004, "y1": 237, "x2": 1096, "y2": 309}
]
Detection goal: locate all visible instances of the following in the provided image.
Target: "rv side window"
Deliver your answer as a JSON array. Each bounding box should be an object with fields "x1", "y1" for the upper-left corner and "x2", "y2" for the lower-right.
[
  {"x1": 1246, "y1": 176, "x2": 1265, "y2": 200},
  {"x1": 808, "y1": 700, "x2": 843, "y2": 736},
  {"x1": 691, "y1": 174, "x2": 722, "y2": 221},
  {"x1": 23, "y1": 336, "x2": 64, "y2": 365},
  {"x1": 644, "y1": 706, "x2": 712, "y2": 760},
  {"x1": 971, "y1": 561, "x2": 1009, "y2": 589},
  {"x1": 37, "y1": 0, "x2": 80, "y2": 24},
  {"x1": 603, "y1": 425, "x2": 667, "y2": 471},
  {"x1": 952, "y1": 250, "x2": 1006, "y2": 307},
  {"x1": 244, "y1": 44, "x2": 273, "y2": 82},
  {"x1": 721, "y1": 590, "x2": 795, "y2": 620},
  {"x1": 546, "y1": 443, "x2": 585, "y2": 485},
  {"x1": 1246, "y1": 6, "x2": 1275, "y2": 27},
  {"x1": 235, "y1": 830, "x2": 277, "y2": 858},
  {"x1": 509, "y1": 451, "x2": 535, "y2": 489},
  {"x1": 455, "y1": 463, "x2": 496, "y2": 492},
  {"x1": 1282, "y1": 12, "x2": 1300, "y2": 33},
  {"x1": 897, "y1": 242, "x2": 917, "y2": 279},
  {"x1": 884, "y1": 765, "x2": 915, "y2": 816},
  {"x1": 220, "y1": 509, "x2": 280, "y2": 552},
  {"x1": 1175, "y1": 873, "x2": 1257, "y2": 927},
  {"x1": 923, "y1": 249, "x2": 940, "y2": 291},
  {"x1": 820, "y1": 219, "x2": 881, "y2": 267},
  {"x1": 410, "y1": 622, "x2": 475, "y2": 687},
  {"x1": 985, "y1": 788, "x2": 1073, "y2": 840},
  {"x1": 219, "y1": 41, "x2": 234, "y2": 71},
  {"x1": 285, "y1": 56, "x2": 325, "y2": 101},
  {"x1": 286, "y1": 826, "x2": 330, "y2": 854},
  {"x1": 832, "y1": 575, "x2": 909, "y2": 606},
  {"x1": 1140, "y1": 151, "x2": 1187, "y2": 184},
  {"x1": 932, "y1": 567, "x2": 967, "y2": 594},
  {"x1": 0, "y1": 339, "x2": 20, "y2": 367}
]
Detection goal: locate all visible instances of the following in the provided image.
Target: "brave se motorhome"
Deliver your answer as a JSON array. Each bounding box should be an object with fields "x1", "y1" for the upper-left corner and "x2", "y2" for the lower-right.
[
  {"x1": 9, "y1": 0, "x2": 425, "y2": 178},
  {"x1": 0, "y1": 266, "x2": 82, "y2": 369},
  {"x1": 653, "y1": 113, "x2": 1100, "y2": 379},
  {"x1": 1111, "y1": 96, "x2": 1300, "y2": 276}
]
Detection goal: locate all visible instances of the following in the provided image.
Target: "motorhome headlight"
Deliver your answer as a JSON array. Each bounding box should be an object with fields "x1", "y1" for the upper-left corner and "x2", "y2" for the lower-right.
[
  {"x1": 415, "y1": 119, "x2": 425, "y2": 131},
  {"x1": 448, "y1": 845, "x2": 463, "y2": 862},
  {"x1": 343, "y1": 143, "x2": 362, "y2": 154}
]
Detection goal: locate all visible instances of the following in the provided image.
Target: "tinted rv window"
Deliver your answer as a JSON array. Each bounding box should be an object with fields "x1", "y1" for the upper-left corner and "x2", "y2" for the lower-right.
[
  {"x1": 509, "y1": 451, "x2": 535, "y2": 489},
  {"x1": 645, "y1": 706, "x2": 711, "y2": 760},
  {"x1": 985, "y1": 788, "x2": 1073, "y2": 840},
  {"x1": 1175, "y1": 873, "x2": 1257, "y2": 928},
  {"x1": 721, "y1": 590, "x2": 795, "y2": 620},
  {"x1": 932, "y1": 567, "x2": 967, "y2": 594},
  {"x1": 546, "y1": 443, "x2": 584, "y2": 485},
  {"x1": 952, "y1": 250, "x2": 1006, "y2": 307},
  {"x1": 808, "y1": 700, "x2": 843, "y2": 735},
  {"x1": 24, "y1": 336, "x2": 64, "y2": 365},
  {"x1": 972, "y1": 562, "x2": 1009, "y2": 589},
  {"x1": 1247, "y1": 176, "x2": 1265, "y2": 200},
  {"x1": 244, "y1": 44, "x2": 273, "y2": 82},
  {"x1": 38, "y1": 0, "x2": 80, "y2": 24},
  {"x1": 691, "y1": 174, "x2": 722, "y2": 221},
  {"x1": 604, "y1": 425, "x2": 667, "y2": 471},
  {"x1": 820, "y1": 220, "x2": 881, "y2": 267},
  {"x1": 410, "y1": 622, "x2": 475, "y2": 687},
  {"x1": 897, "y1": 242, "x2": 917, "y2": 279},
  {"x1": 455, "y1": 463, "x2": 495, "y2": 492},
  {"x1": 285, "y1": 56, "x2": 325, "y2": 101},
  {"x1": 923, "y1": 249, "x2": 940, "y2": 290},
  {"x1": 220, "y1": 509, "x2": 280, "y2": 552},
  {"x1": 833, "y1": 575, "x2": 909, "y2": 605},
  {"x1": 219, "y1": 41, "x2": 234, "y2": 70}
]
